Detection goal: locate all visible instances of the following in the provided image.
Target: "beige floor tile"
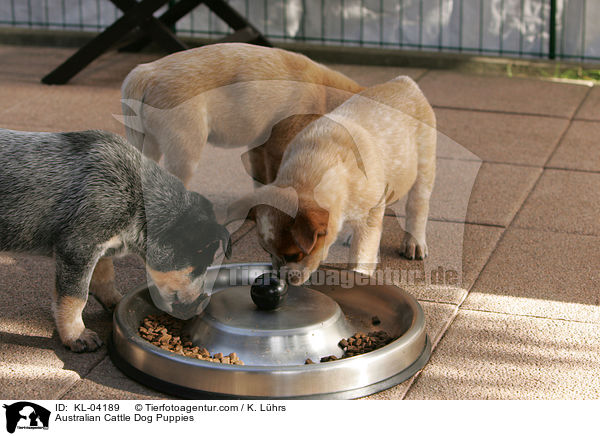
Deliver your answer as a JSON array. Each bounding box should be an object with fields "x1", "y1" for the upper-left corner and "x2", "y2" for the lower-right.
[
  {"x1": 575, "y1": 86, "x2": 600, "y2": 121},
  {"x1": 0, "y1": 253, "x2": 111, "y2": 399},
  {"x1": 0, "y1": 82, "x2": 50, "y2": 114},
  {"x1": 388, "y1": 161, "x2": 541, "y2": 227},
  {"x1": 0, "y1": 122, "x2": 64, "y2": 132},
  {"x1": 0, "y1": 252, "x2": 146, "y2": 399},
  {"x1": 60, "y1": 356, "x2": 175, "y2": 400},
  {"x1": 436, "y1": 129, "x2": 483, "y2": 161},
  {"x1": 404, "y1": 309, "x2": 600, "y2": 399},
  {"x1": 0, "y1": 45, "x2": 80, "y2": 84},
  {"x1": 435, "y1": 108, "x2": 569, "y2": 165},
  {"x1": 418, "y1": 71, "x2": 589, "y2": 117},
  {"x1": 513, "y1": 169, "x2": 600, "y2": 235},
  {"x1": 0, "y1": 84, "x2": 125, "y2": 134},
  {"x1": 465, "y1": 162, "x2": 542, "y2": 226},
  {"x1": 464, "y1": 228, "x2": 600, "y2": 323},
  {"x1": 547, "y1": 121, "x2": 600, "y2": 172},
  {"x1": 325, "y1": 63, "x2": 427, "y2": 87},
  {"x1": 0, "y1": 45, "x2": 157, "y2": 87},
  {"x1": 365, "y1": 301, "x2": 457, "y2": 400},
  {"x1": 377, "y1": 219, "x2": 503, "y2": 303}
]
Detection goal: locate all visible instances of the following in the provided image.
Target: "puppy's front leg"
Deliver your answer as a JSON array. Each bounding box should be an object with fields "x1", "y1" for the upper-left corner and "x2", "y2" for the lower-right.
[
  {"x1": 349, "y1": 206, "x2": 385, "y2": 276},
  {"x1": 53, "y1": 253, "x2": 103, "y2": 352},
  {"x1": 89, "y1": 257, "x2": 121, "y2": 311},
  {"x1": 402, "y1": 180, "x2": 434, "y2": 260},
  {"x1": 402, "y1": 145, "x2": 435, "y2": 260}
]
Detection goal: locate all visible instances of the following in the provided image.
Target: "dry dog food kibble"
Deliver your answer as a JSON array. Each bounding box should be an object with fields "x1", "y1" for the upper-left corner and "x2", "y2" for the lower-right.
[
  {"x1": 306, "y1": 330, "x2": 396, "y2": 364},
  {"x1": 339, "y1": 331, "x2": 394, "y2": 357},
  {"x1": 139, "y1": 313, "x2": 244, "y2": 365}
]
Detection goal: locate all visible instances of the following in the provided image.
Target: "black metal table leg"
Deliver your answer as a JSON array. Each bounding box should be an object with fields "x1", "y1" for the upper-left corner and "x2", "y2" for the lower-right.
[
  {"x1": 112, "y1": 0, "x2": 188, "y2": 53},
  {"x1": 42, "y1": 0, "x2": 271, "y2": 84},
  {"x1": 42, "y1": 0, "x2": 170, "y2": 84},
  {"x1": 202, "y1": 0, "x2": 271, "y2": 46},
  {"x1": 120, "y1": 0, "x2": 204, "y2": 52}
]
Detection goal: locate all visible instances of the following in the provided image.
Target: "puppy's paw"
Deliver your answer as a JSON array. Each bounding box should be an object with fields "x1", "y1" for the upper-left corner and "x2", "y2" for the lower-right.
[
  {"x1": 65, "y1": 329, "x2": 103, "y2": 353},
  {"x1": 400, "y1": 233, "x2": 428, "y2": 260}
]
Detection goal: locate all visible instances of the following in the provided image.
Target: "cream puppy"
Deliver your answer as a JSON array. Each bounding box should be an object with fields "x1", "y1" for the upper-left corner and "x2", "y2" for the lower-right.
[
  {"x1": 121, "y1": 43, "x2": 364, "y2": 186},
  {"x1": 228, "y1": 76, "x2": 436, "y2": 285}
]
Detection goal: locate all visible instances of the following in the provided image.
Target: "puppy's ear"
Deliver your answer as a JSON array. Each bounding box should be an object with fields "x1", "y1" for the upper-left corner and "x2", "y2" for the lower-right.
[{"x1": 291, "y1": 206, "x2": 329, "y2": 255}]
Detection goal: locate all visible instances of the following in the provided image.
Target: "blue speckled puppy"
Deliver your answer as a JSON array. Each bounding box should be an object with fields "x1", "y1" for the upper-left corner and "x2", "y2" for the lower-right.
[{"x1": 0, "y1": 129, "x2": 230, "y2": 352}]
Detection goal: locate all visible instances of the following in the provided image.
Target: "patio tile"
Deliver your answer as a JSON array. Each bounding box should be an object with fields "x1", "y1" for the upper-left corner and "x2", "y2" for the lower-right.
[
  {"x1": 365, "y1": 301, "x2": 457, "y2": 400},
  {"x1": 513, "y1": 169, "x2": 600, "y2": 235},
  {"x1": 0, "y1": 45, "x2": 156, "y2": 88},
  {"x1": 326, "y1": 63, "x2": 427, "y2": 87},
  {"x1": 376, "y1": 219, "x2": 503, "y2": 303},
  {"x1": 404, "y1": 309, "x2": 600, "y2": 399},
  {"x1": 418, "y1": 71, "x2": 589, "y2": 117},
  {"x1": 0, "y1": 121, "x2": 63, "y2": 132},
  {"x1": 60, "y1": 356, "x2": 175, "y2": 400},
  {"x1": 435, "y1": 129, "x2": 483, "y2": 161},
  {"x1": 547, "y1": 121, "x2": 600, "y2": 172},
  {"x1": 434, "y1": 108, "x2": 569, "y2": 165},
  {"x1": 464, "y1": 228, "x2": 600, "y2": 323},
  {"x1": 465, "y1": 162, "x2": 541, "y2": 226},
  {"x1": 0, "y1": 45, "x2": 79, "y2": 83},
  {"x1": 387, "y1": 161, "x2": 542, "y2": 227},
  {"x1": 0, "y1": 84, "x2": 125, "y2": 135},
  {"x1": 575, "y1": 86, "x2": 600, "y2": 121},
  {"x1": 0, "y1": 82, "x2": 48, "y2": 114},
  {"x1": 0, "y1": 253, "x2": 111, "y2": 399}
]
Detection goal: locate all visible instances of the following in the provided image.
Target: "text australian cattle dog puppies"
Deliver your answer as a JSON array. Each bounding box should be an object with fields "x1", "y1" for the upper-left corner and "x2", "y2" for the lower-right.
[
  {"x1": 228, "y1": 76, "x2": 436, "y2": 286},
  {"x1": 0, "y1": 129, "x2": 230, "y2": 352}
]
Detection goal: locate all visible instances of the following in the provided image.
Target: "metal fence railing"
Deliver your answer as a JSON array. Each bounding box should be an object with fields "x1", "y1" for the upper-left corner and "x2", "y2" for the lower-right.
[{"x1": 0, "y1": 0, "x2": 598, "y2": 62}]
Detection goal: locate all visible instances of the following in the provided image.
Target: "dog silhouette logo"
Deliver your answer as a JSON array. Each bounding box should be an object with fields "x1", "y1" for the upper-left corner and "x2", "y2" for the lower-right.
[{"x1": 2, "y1": 402, "x2": 50, "y2": 433}]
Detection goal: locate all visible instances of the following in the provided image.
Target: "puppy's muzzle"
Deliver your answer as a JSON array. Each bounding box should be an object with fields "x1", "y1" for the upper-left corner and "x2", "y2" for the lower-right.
[{"x1": 148, "y1": 273, "x2": 210, "y2": 320}]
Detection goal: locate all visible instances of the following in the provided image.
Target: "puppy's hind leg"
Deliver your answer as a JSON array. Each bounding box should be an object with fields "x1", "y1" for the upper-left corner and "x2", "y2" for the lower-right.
[
  {"x1": 89, "y1": 257, "x2": 121, "y2": 312},
  {"x1": 53, "y1": 251, "x2": 103, "y2": 352}
]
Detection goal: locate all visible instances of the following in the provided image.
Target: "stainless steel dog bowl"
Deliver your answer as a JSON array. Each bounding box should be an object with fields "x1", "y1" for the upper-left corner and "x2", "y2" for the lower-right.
[{"x1": 109, "y1": 263, "x2": 431, "y2": 399}]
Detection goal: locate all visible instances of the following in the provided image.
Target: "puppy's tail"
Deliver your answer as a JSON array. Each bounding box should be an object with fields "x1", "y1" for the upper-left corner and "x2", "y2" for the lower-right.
[{"x1": 118, "y1": 65, "x2": 150, "y2": 150}]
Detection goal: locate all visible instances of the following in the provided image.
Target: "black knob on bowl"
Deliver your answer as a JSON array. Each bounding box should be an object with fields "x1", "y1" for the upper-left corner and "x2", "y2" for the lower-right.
[{"x1": 251, "y1": 273, "x2": 288, "y2": 311}]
